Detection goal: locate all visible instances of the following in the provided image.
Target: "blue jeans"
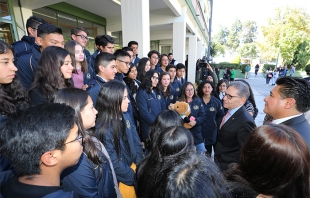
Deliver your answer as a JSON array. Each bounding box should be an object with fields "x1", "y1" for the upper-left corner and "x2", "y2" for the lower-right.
[{"x1": 196, "y1": 143, "x2": 207, "y2": 153}]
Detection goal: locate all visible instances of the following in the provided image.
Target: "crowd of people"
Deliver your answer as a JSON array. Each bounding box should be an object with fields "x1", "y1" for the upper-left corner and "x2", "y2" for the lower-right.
[{"x1": 0, "y1": 16, "x2": 310, "y2": 198}]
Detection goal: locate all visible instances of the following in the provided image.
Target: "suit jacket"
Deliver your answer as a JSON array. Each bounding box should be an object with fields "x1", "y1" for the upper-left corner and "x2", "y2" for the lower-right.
[
  {"x1": 215, "y1": 106, "x2": 256, "y2": 171},
  {"x1": 282, "y1": 114, "x2": 310, "y2": 149}
]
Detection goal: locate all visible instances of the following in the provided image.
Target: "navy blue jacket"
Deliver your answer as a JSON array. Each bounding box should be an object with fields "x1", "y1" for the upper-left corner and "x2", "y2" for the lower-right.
[
  {"x1": 201, "y1": 96, "x2": 225, "y2": 145},
  {"x1": 83, "y1": 49, "x2": 96, "y2": 86},
  {"x1": 2, "y1": 176, "x2": 73, "y2": 198},
  {"x1": 282, "y1": 114, "x2": 310, "y2": 148},
  {"x1": 86, "y1": 75, "x2": 106, "y2": 106},
  {"x1": 136, "y1": 88, "x2": 166, "y2": 141},
  {"x1": 171, "y1": 78, "x2": 182, "y2": 98},
  {"x1": 175, "y1": 77, "x2": 186, "y2": 87},
  {"x1": 88, "y1": 49, "x2": 100, "y2": 74},
  {"x1": 61, "y1": 147, "x2": 116, "y2": 198},
  {"x1": 163, "y1": 85, "x2": 179, "y2": 108},
  {"x1": 132, "y1": 55, "x2": 140, "y2": 65},
  {"x1": 11, "y1": 36, "x2": 35, "y2": 60},
  {"x1": 96, "y1": 113, "x2": 143, "y2": 186},
  {"x1": 187, "y1": 98, "x2": 206, "y2": 145},
  {"x1": 15, "y1": 44, "x2": 41, "y2": 90}
]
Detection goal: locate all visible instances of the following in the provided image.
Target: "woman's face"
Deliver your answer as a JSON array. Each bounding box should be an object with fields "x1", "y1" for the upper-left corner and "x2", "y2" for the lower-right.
[
  {"x1": 151, "y1": 73, "x2": 159, "y2": 88},
  {"x1": 160, "y1": 74, "x2": 170, "y2": 88},
  {"x1": 121, "y1": 88, "x2": 130, "y2": 112},
  {"x1": 161, "y1": 56, "x2": 169, "y2": 67},
  {"x1": 219, "y1": 82, "x2": 227, "y2": 92},
  {"x1": 60, "y1": 55, "x2": 74, "y2": 79},
  {"x1": 80, "y1": 96, "x2": 98, "y2": 129},
  {"x1": 75, "y1": 44, "x2": 85, "y2": 62},
  {"x1": 128, "y1": 66, "x2": 137, "y2": 80},
  {"x1": 145, "y1": 60, "x2": 151, "y2": 72},
  {"x1": 185, "y1": 84, "x2": 194, "y2": 99},
  {"x1": 202, "y1": 83, "x2": 213, "y2": 96},
  {"x1": 0, "y1": 50, "x2": 18, "y2": 84}
]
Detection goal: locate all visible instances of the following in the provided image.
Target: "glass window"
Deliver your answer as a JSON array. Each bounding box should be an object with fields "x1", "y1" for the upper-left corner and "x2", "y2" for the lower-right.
[
  {"x1": 33, "y1": 8, "x2": 57, "y2": 25},
  {"x1": 150, "y1": 41, "x2": 159, "y2": 51},
  {"x1": 0, "y1": 0, "x2": 11, "y2": 20},
  {"x1": 112, "y1": 31, "x2": 122, "y2": 50},
  {"x1": 58, "y1": 12, "x2": 77, "y2": 42},
  {"x1": 0, "y1": 22, "x2": 13, "y2": 43},
  {"x1": 161, "y1": 46, "x2": 171, "y2": 55}
]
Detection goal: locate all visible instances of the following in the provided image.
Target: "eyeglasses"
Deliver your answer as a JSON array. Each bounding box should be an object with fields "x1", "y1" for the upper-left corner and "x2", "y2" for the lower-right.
[
  {"x1": 65, "y1": 132, "x2": 84, "y2": 146},
  {"x1": 152, "y1": 76, "x2": 159, "y2": 80},
  {"x1": 118, "y1": 59, "x2": 131, "y2": 66},
  {"x1": 75, "y1": 34, "x2": 89, "y2": 41},
  {"x1": 151, "y1": 56, "x2": 159, "y2": 60},
  {"x1": 224, "y1": 93, "x2": 240, "y2": 100},
  {"x1": 185, "y1": 89, "x2": 194, "y2": 92}
]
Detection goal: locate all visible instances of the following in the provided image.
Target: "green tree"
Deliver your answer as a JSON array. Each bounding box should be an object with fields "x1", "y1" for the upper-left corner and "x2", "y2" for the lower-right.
[
  {"x1": 260, "y1": 7, "x2": 310, "y2": 64},
  {"x1": 291, "y1": 40, "x2": 310, "y2": 69},
  {"x1": 210, "y1": 41, "x2": 225, "y2": 57},
  {"x1": 227, "y1": 19, "x2": 242, "y2": 51},
  {"x1": 214, "y1": 25, "x2": 230, "y2": 45},
  {"x1": 238, "y1": 43, "x2": 258, "y2": 59},
  {"x1": 241, "y1": 20, "x2": 258, "y2": 43}
]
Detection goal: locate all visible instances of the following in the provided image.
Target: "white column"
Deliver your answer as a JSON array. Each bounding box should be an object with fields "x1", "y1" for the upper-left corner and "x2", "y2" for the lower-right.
[
  {"x1": 188, "y1": 35, "x2": 197, "y2": 83},
  {"x1": 172, "y1": 6, "x2": 186, "y2": 64},
  {"x1": 197, "y1": 40, "x2": 202, "y2": 59},
  {"x1": 121, "y1": 0, "x2": 150, "y2": 57},
  {"x1": 20, "y1": 8, "x2": 33, "y2": 36}
]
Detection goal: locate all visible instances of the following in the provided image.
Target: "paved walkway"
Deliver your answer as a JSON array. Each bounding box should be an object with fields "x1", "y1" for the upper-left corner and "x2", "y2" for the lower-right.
[{"x1": 238, "y1": 70, "x2": 272, "y2": 126}]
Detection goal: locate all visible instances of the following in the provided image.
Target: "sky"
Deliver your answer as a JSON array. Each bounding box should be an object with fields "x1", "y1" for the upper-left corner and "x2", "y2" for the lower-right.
[{"x1": 212, "y1": 0, "x2": 310, "y2": 35}]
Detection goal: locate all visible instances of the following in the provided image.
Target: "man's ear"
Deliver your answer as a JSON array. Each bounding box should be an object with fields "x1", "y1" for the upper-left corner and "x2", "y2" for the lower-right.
[
  {"x1": 98, "y1": 65, "x2": 104, "y2": 72},
  {"x1": 40, "y1": 150, "x2": 58, "y2": 166},
  {"x1": 27, "y1": 27, "x2": 35, "y2": 37},
  {"x1": 284, "y1": 98, "x2": 296, "y2": 109},
  {"x1": 36, "y1": 36, "x2": 43, "y2": 46},
  {"x1": 71, "y1": 34, "x2": 76, "y2": 40}
]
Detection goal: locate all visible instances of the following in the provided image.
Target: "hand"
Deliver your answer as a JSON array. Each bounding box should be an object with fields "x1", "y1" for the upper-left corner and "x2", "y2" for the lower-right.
[
  {"x1": 206, "y1": 63, "x2": 213, "y2": 72},
  {"x1": 188, "y1": 120, "x2": 196, "y2": 127},
  {"x1": 82, "y1": 84, "x2": 88, "y2": 91}
]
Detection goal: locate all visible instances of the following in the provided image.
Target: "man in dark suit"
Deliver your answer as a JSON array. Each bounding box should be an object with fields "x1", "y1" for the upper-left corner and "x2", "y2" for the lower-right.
[
  {"x1": 264, "y1": 77, "x2": 310, "y2": 148},
  {"x1": 215, "y1": 81, "x2": 256, "y2": 171},
  {"x1": 128, "y1": 41, "x2": 140, "y2": 64}
]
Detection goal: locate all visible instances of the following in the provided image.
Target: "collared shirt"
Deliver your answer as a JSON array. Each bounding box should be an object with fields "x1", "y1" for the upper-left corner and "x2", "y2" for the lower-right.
[
  {"x1": 219, "y1": 92, "x2": 225, "y2": 100},
  {"x1": 272, "y1": 114, "x2": 303, "y2": 124},
  {"x1": 226, "y1": 105, "x2": 243, "y2": 121},
  {"x1": 96, "y1": 74, "x2": 107, "y2": 83}
]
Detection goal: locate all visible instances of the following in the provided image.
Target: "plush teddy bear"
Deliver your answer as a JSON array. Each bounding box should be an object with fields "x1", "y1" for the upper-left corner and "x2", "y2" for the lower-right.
[{"x1": 168, "y1": 101, "x2": 195, "y2": 129}]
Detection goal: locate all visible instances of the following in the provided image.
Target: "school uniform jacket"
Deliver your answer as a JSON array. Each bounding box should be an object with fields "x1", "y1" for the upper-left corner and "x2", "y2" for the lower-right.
[
  {"x1": 187, "y1": 98, "x2": 206, "y2": 145},
  {"x1": 136, "y1": 88, "x2": 166, "y2": 141},
  {"x1": 97, "y1": 113, "x2": 143, "y2": 186}
]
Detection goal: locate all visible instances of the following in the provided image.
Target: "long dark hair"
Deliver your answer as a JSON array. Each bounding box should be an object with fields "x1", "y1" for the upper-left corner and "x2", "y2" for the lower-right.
[
  {"x1": 95, "y1": 81, "x2": 126, "y2": 156},
  {"x1": 145, "y1": 110, "x2": 183, "y2": 151},
  {"x1": 178, "y1": 81, "x2": 198, "y2": 102},
  {"x1": 51, "y1": 88, "x2": 102, "y2": 174},
  {"x1": 225, "y1": 124, "x2": 310, "y2": 197},
  {"x1": 139, "y1": 70, "x2": 160, "y2": 94},
  {"x1": 197, "y1": 80, "x2": 216, "y2": 98},
  {"x1": 137, "y1": 57, "x2": 150, "y2": 81},
  {"x1": 29, "y1": 46, "x2": 72, "y2": 100},
  {"x1": 0, "y1": 40, "x2": 28, "y2": 116},
  {"x1": 158, "y1": 72, "x2": 171, "y2": 98},
  {"x1": 64, "y1": 40, "x2": 88, "y2": 73},
  {"x1": 136, "y1": 126, "x2": 195, "y2": 197}
]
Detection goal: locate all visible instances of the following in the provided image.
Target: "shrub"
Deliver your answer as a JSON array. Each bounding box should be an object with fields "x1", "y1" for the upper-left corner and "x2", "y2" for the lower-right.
[{"x1": 305, "y1": 64, "x2": 310, "y2": 75}]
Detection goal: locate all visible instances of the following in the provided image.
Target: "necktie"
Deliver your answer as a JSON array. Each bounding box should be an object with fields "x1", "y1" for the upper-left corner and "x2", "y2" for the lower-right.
[{"x1": 220, "y1": 111, "x2": 230, "y2": 129}]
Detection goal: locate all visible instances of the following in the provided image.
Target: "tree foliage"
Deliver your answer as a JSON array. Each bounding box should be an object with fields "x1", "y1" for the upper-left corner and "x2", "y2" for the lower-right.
[
  {"x1": 238, "y1": 43, "x2": 258, "y2": 59},
  {"x1": 226, "y1": 19, "x2": 242, "y2": 51},
  {"x1": 260, "y1": 7, "x2": 310, "y2": 66},
  {"x1": 241, "y1": 21, "x2": 258, "y2": 43}
]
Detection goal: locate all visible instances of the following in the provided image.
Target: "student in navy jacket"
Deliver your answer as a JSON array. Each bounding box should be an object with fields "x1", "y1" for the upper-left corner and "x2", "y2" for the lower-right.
[
  {"x1": 136, "y1": 70, "x2": 166, "y2": 142},
  {"x1": 167, "y1": 64, "x2": 182, "y2": 98},
  {"x1": 0, "y1": 41, "x2": 28, "y2": 198},
  {"x1": 87, "y1": 52, "x2": 117, "y2": 106},
  {"x1": 176, "y1": 63, "x2": 187, "y2": 86},
  {"x1": 158, "y1": 72, "x2": 179, "y2": 108},
  {"x1": 53, "y1": 88, "x2": 121, "y2": 198},
  {"x1": 197, "y1": 81, "x2": 225, "y2": 156},
  {"x1": 28, "y1": 46, "x2": 73, "y2": 105},
  {"x1": 178, "y1": 82, "x2": 206, "y2": 153},
  {"x1": 95, "y1": 81, "x2": 143, "y2": 187}
]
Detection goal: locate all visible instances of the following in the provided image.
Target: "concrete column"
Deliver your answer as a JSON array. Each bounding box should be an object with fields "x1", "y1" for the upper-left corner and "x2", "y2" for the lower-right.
[
  {"x1": 188, "y1": 35, "x2": 197, "y2": 83},
  {"x1": 121, "y1": 0, "x2": 150, "y2": 57},
  {"x1": 172, "y1": 6, "x2": 186, "y2": 64},
  {"x1": 197, "y1": 40, "x2": 202, "y2": 59},
  {"x1": 20, "y1": 8, "x2": 33, "y2": 35}
]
